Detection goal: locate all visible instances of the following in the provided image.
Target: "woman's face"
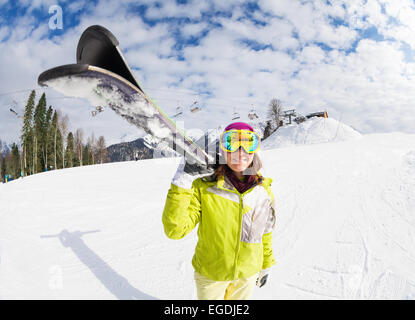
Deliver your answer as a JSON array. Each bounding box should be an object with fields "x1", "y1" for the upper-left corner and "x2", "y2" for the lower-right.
[{"x1": 226, "y1": 147, "x2": 254, "y2": 174}]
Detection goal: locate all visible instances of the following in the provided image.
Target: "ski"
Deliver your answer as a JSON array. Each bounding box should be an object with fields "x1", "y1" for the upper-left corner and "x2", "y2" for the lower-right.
[{"x1": 38, "y1": 25, "x2": 213, "y2": 167}]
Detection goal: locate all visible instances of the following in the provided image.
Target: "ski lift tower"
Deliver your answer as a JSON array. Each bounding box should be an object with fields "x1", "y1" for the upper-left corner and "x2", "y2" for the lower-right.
[{"x1": 282, "y1": 109, "x2": 296, "y2": 125}]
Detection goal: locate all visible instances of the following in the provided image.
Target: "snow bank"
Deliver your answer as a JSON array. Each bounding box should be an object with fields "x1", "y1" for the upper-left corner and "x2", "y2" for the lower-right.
[{"x1": 262, "y1": 117, "x2": 362, "y2": 150}]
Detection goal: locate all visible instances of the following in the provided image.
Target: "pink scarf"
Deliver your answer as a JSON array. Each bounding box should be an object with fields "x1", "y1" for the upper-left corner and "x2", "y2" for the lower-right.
[{"x1": 225, "y1": 166, "x2": 257, "y2": 194}]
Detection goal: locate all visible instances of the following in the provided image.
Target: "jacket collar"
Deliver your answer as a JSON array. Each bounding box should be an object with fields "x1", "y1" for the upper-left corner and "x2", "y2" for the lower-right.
[
  {"x1": 216, "y1": 173, "x2": 273, "y2": 195},
  {"x1": 216, "y1": 175, "x2": 265, "y2": 194},
  {"x1": 216, "y1": 174, "x2": 237, "y2": 192},
  {"x1": 204, "y1": 172, "x2": 273, "y2": 194}
]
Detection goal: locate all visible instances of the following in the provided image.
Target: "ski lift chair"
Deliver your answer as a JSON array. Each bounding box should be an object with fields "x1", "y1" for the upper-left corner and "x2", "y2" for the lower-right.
[
  {"x1": 248, "y1": 111, "x2": 259, "y2": 120},
  {"x1": 232, "y1": 113, "x2": 240, "y2": 120},
  {"x1": 248, "y1": 106, "x2": 259, "y2": 120},
  {"x1": 172, "y1": 106, "x2": 183, "y2": 118},
  {"x1": 232, "y1": 107, "x2": 240, "y2": 120},
  {"x1": 9, "y1": 108, "x2": 23, "y2": 120},
  {"x1": 189, "y1": 101, "x2": 201, "y2": 113},
  {"x1": 190, "y1": 105, "x2": 201, "y2": 113}
]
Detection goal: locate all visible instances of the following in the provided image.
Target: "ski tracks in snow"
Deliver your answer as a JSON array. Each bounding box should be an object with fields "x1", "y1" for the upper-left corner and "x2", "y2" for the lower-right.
[
  {"x1": 351, "y1": 146, "x2": 415, "y2": 299},
  {"x1": 265, "y1": 138, "x2": 415, "y2": 299}
]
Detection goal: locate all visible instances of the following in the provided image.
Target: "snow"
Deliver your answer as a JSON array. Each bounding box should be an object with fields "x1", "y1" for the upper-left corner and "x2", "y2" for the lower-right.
[
  {"x1": 1, "y1": 130, "x2": 415, "y2": 299},
  {"x1": 262, "y1": 117, "x2": 362, "y2": 150}
]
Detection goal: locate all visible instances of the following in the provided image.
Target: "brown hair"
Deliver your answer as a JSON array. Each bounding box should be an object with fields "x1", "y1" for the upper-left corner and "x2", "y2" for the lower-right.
[{"x1": 213, "y1": 153, "x2": 264, "y2": 184}]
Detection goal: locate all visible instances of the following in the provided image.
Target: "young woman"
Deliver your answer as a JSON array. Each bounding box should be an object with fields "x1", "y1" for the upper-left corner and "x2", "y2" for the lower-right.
[{"x1": 162, "y1": 122, "x2": 276, "y2": 300}]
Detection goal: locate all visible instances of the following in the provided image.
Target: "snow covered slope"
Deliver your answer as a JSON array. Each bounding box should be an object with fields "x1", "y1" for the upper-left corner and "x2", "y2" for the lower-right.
[
  {"x1": 1, "y1": 132, "x2": 415, "y2": 299},
  {"x1": 262, "y1": 117, "x2": 362, "y2": 150}
]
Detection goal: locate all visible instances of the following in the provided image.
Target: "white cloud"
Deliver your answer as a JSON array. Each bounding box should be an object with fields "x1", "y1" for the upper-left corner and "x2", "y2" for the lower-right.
[
  {"x1": 285, "y1": 38, "x2": 415, "y2": 133},
  {"x1": 180, "y1": 21, "x2": 209, "y2": 38},
  {"x1": 2, "y1": 0, "x2": 415, "y2": 147},
  {"x1": 0, "y1": 26, "x2": 9, "y2": 41},
  {"x1": 299, "y1": 45, "x2": 326, "y2": 64},
  {"x1": 258, "y1": 0, "x2": 359, "y2": 50},
  {"x1": 372, "y1": 0, "x2": 415, "y2": 49},
  {"x1": 16, "y1": 0, "x2": 62, "y2": 13},
  {"x1": 145, "y1": 0, "x2": 210, "y2": 20},
  {"x1": 67, "y1": 1, "x2": 86, "y2": 14}
]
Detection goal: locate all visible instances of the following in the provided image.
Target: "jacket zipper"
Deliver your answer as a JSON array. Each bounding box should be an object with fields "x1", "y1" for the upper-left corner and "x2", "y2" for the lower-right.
[{"x1": 233, "y1": 193, "x2": 243, "y2": 279}]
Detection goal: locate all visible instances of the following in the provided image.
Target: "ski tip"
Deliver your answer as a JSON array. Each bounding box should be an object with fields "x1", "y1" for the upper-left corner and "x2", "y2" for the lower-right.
[
  {"x1": 77, "y1": 25, "x2": 119, "y2": 63},
  {"x1": 82, "y1": 25, "x2": 119, "y2": 46},
  {"x1": 38, "y1": 64, "x2": 89, "y2": 87}
]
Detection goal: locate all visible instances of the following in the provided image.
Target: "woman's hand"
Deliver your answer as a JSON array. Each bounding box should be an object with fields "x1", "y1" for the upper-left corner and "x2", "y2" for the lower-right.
[{"x1": 172, "y1": 158, "x2": 215, "y2": 189}]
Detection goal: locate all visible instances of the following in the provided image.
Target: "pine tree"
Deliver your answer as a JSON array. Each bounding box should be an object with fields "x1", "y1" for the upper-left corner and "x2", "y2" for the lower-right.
[
  {"x1": 83, "y1": 143, "x2": 91, "y2": 166},
  {"x1": 21, "y1": 90, "x2": 36, "y2": 176},
  {"x1": 56, "y1": 126, "x2": 63, "y2": 169},
  {"x1": 45, "y1": 106, "x2": 53, "y2": 170},
  {"x1": 262, "y1": 120, "x2": 273, "y2": 140},
  {"x1": 11, "y1": 143, "x2": 21, "y2": 179},
  {"x1": 3, "y1": 145, "x2": 12, "y2": 180},
  {"x1": 33, "y1": 93, "x2": 47, "y2": 173},
  {"x1": 1, "y1": 153, "x2": 6, "y2": 182},
  {"x1": 65, "y1": 132, "x2": 75, "y2": 168},
  {"x1": 49, "y1": 110, "x2": 62, "y2": 170}
]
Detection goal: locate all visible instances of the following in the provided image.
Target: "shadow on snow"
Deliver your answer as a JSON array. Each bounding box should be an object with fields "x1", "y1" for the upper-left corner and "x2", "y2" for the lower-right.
[{"x1": 41, "y1": 229, "x2": 158, "y2": 300}]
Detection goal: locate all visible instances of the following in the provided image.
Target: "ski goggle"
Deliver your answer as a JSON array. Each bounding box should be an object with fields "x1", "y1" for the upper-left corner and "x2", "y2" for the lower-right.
[{"x1": 220, "y1": 129, "x2": 261, "y2": 154}]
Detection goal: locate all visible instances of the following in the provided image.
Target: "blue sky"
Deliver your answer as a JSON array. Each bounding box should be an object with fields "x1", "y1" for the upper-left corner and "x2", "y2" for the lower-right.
[{"x1": 1, "y1": 0, "x2": 415, "y2": 146}]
